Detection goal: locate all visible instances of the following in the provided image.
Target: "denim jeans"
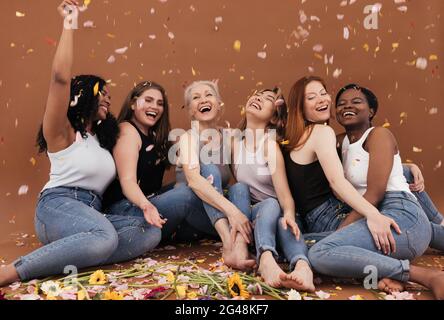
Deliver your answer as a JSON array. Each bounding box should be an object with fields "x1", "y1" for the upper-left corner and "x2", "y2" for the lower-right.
[
  {"x1": 229, "y1": 183, "x2": 310, "y2": 270},
  {"x1": 403, "y1": 165, "x2": 444, "y2": 251},
  {"x1": 14, "y1": 187, "x2": 161, "y2": 281},
  {"x1": 106, "y1": 184, "x2": 218, "y2": 242},
  {"x1": 308, "y1": 191, "x2": 432, "y2": 282}
]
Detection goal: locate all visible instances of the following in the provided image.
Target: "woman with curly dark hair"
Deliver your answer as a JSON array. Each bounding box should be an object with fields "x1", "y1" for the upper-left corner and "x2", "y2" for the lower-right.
[{"x1": 0, "y1": 1, "x2": 161, "y2": 286}]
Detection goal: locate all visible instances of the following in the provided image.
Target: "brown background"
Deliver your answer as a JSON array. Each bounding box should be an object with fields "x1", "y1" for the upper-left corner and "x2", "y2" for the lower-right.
[{"x1": 0, "y1": 0, "x2": 443, "y2": 262}]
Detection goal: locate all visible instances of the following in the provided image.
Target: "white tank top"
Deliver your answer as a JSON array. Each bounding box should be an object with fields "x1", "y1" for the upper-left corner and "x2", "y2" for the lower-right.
[
  {"x1": 43, "y1": 132, "x2": 116, "y2": 196},
  {"x1": 341, "y1": 127, "x2": 411, "y2": 195},
  {"x1": 234, "y1": 136, "x2": 277, "y2": 203}
]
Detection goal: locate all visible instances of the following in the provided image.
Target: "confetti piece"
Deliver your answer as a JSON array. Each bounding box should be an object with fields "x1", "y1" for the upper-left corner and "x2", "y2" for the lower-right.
[
  {"x1": 413, "y1": 146, "x2": 422, "y2": 153},
  {"x1": 349, "y1": 295, "x2": 365, "y2": 300},
  {"x1": 429, "y1": 54, "x2": 438, "y2": 61},
  {"x1": 115, "y1": 47, "x2": 128, "y2": 55},
  {"x1": 257, "y1": 51, "x2": 267, "y2": 59},
  {"x1": 107, "y1": 55, "x2": 116, "y2": 64},
  {"x1": 168, "y1": 32, "x2": 175, "y2": 40},
  {"x1": 146, "y1": 145, "x2": 155, "y2": 152},
  {"x1": 333, "y1": 68, "x2": 342, "y2": 79},
  {"x1": 83, "y1": 21, "x2": 95, "y2": 28},
  {"x1": 233, "y1": 40, "x2": 241, "y2": 52},
  {"x1": 30, "y1": 157, "x2": 36, "y2": 166},
  {"x1": 16, "y1": 11, "x2": 25, "y2": 18},
  {"x1": 93, "y1": 82, "x2": 100, "y2": 96},
  {"x1": 18, "y1": 185, "x2": 29, "y2": 196},
  {"x1": 415, "y1": 57, "x2": 428, "y2": 70}
]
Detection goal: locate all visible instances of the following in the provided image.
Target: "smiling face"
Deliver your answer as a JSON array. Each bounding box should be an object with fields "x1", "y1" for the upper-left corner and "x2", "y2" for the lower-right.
[
  {"x1": 246, "y1": 90, "x2": 277, "y2": 124},
  {"x1": 303, "y1": 81, "x2": 332, "y2": 123},
  {"x1": 131, "y1": 88, "x2": 164, "y2": 129},
  {"x1": 335, "y1": 89, "x2": 373, "y2": 128},
  {"x1": 187, "y1": 84, "x2": 221, "y2": 123},
  {"x1": 96, "y1": 85, "x2": 111, "y2": 121}
]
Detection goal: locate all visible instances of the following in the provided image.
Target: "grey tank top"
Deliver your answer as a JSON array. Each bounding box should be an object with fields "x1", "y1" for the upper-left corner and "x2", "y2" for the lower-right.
[
  {"x1": 234, "y1": 137, "x2": 277, "y2": 203},
  {"x1": 175, "y1": 130, "x2": 232, "y2": 188}
]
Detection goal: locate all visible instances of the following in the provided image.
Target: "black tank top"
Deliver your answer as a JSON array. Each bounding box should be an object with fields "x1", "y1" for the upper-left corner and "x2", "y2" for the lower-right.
[
  {"x1": 284, "y1": 152, "x2": 333, "y2": 216},
  {"x1": 102, "y1": 121, "x2": 166, "y2": 209}
]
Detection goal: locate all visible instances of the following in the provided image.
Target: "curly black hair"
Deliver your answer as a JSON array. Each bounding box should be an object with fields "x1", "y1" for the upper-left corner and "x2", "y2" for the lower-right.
[
  {"x1": 335, "y1": 83, "x2": 379, "y2": 120},
  {"x1": 36, "y1": 75, "x2": 119, "y2": 153}
]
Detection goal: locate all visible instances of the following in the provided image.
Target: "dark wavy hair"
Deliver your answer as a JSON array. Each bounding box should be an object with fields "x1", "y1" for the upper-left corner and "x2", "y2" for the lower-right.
[
  {"x1": 239, "y1": 87, "x2": 288, "y2": 142},
  {"x1": 118, "y1": 81, "x2": 172, "y2": 168},
  {"x1": 335, "y1": 83, "x2": 379, "y2": 120},
  {"x1": 36, "y1": 75, "x2": 119, "y2": 153}
]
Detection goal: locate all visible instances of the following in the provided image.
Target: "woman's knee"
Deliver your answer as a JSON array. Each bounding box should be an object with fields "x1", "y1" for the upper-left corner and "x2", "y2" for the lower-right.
[
  {"x1": 229, "y1": 182, "x2": 250, "y2": 194},
  {"x1": 200, "y1": 164, "x2": 222, "y2": 181},
  {"x1": 90, "y1": 225, "x2": 119, "y2": 260},
  {"x1": 259, "y1": 198, "x2": 281, "y2": 216}
]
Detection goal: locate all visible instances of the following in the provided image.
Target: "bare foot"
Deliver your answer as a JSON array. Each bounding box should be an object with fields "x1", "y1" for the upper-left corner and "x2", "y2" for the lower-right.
[
  {"x1": 280, "y1": 260, "x2": 315, "y2": 292},
  {"x1": 222, "y1": 238, "x2": 256, "y2": 271},
  {"x1": 429, "y1": 273, "x2": 444, "y2": 300},
  {"x1": 258, "y1": 252, "x2": 285, "y2": 288},
  {"x1": 377, "y1": 278, "x2": 405, "y2": 294},
  {"x1": 0, "y1": 264, "x2": 20, "y2": 287}
]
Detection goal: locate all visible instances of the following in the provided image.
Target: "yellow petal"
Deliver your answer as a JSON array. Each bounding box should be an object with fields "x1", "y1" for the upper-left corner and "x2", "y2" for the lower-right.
[
  {"x1": 176, "y1": 286, "x2": 187, "y2": 299},
  {"x1": 233, "y1": 40, "x2": 241, "y2": 52},
  {"x1": 93, "y1": 82, "x2": 100, "y2": 96}
]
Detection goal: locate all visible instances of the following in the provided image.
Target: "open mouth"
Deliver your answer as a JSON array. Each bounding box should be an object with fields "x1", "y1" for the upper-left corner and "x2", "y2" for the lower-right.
[
  {"x1": 342, "y1": 111, "x2": 357, "y2": 118},
  {"x1": 145, "y1": 111, "x2": 158, "y2": 119},
  {"x1": 316, "y1": 105, "x2": 329, "y2": 112},
  {"x1": 249, "y1": 102, "x2": 262, "y2": 111},
  {"x1": 199, "y1": 104, "x2": 212, "y2": 113},
  {"x1": 99, "y1": 105, "x2": 109, "y2": 114}
]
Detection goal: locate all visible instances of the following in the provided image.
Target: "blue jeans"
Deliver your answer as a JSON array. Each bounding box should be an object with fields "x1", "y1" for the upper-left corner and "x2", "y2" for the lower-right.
[
  {"x1": 229, "y1": 183, "x2": 310, "y2": 270},
  {"x1": 14, "y1": 187, "x2": 161, "y2": 281},
  {"x1": 308, "y1": 192, "x2": 432, "y2": 282},
  {"x1": 106, "y1": 184, "x2": 217, "y2": 242},
  {"x1": 403, "y1": 165, "x2": 444, "y2": 251}
]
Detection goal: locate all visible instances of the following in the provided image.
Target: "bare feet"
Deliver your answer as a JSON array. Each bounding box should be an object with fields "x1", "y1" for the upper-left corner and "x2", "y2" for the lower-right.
[
  {"x1": 222, "y1": 237, "x2": 256, "y2": 271},
  {"x1": 280, "y1": 259, "x2": 316, "y2": 292},
  {"x1": 258, "y1": 251, "x2": 285, "y2": 288},
  {"x1": 377, "y1": 278, "x2": 405, "y2": 294},
  {"x1": 410, "y1": 265, "x2": 444, "y2": 300},
  {"x1": 0, "y1": 264, "x2": 20, "y2": 287},
  {"x1": 429, "y1": 273, "x2": 444, "y2": 300}
]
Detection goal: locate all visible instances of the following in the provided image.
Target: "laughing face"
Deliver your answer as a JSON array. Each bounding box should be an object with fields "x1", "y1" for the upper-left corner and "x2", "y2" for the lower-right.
[
  {"x1": 132, "y1": 88, "x2": 164, "y2": 129},
  {"x1": 187, "y1": 84, "x2": 221, "y2": 123},
  {"x1": 303, "y1": 81, "x2": 332, "y2": 123},
  {"x1": 245, "y1": 90, "x2": 277, "y2": 124},
  {"x1": 96, "y1": 85, "x2": 111, "y2": 121},
  {"x1": 335, "y1": 89, "x2": 373, "y2": 128}
]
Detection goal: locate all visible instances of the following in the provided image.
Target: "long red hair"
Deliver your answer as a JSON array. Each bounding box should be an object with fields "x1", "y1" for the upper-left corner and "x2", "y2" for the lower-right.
[{"x1": 284, "y1": 76, "x2": 328, "y2": 152}]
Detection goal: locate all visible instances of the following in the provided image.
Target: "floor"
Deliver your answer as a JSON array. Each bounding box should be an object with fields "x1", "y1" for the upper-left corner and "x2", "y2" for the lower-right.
[{"x1": 1, "y1": 236, "x2": 442, "y2": 300}]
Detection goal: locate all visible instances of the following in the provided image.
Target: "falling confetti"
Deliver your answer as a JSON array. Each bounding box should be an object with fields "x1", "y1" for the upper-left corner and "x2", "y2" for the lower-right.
[{"x1": 18, "y1": 185, "x2": 29, "y2": 196}]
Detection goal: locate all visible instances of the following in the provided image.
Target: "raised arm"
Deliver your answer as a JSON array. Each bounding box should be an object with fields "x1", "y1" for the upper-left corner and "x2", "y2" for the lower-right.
[
  {"x1": 313, "y1": 125, "x2": 401, "y2": 254},
  {"x1": 265, "y1": 139, "x2": 300, "y2": 240},
  {"x1": 43, "y1": 1, "x2": 80, "y2": 152},
  {"x1": 113, "y1": 123, "x2": 166, "y2": 228}
]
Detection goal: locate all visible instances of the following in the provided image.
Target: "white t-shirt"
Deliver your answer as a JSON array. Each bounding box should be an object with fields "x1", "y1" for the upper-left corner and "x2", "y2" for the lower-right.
[
  {"x1": 43, "y1": 132, "x2": 116, "y2": 196},
  {"x1": 341, "y1": 127, "x2": 411, "y2": 195}
]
